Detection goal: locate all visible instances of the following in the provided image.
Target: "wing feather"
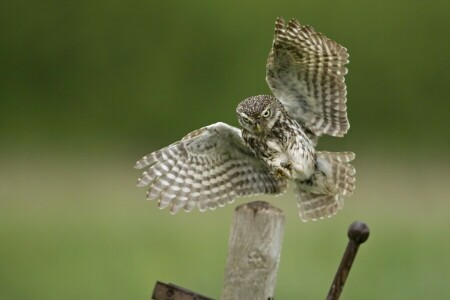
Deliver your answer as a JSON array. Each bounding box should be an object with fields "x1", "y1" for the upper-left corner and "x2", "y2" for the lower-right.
[
  {"x1": 266, "y1": 17, "x2": 350, "y2": 137},
  {"x1": 135, "y1": 122, "x2": 287, "y2": 213}
]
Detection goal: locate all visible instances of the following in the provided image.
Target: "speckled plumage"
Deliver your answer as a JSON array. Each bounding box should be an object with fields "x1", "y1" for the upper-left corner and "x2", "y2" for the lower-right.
[
  {"x1": 238, "y1": 96, "x2": 316, "y2": 181},
  {"x1": 236, "y1": 95, "x2": 355, "y2": 221},
  {"x1": 136, "y1": 17, "x2": 355, "y2": 221}
]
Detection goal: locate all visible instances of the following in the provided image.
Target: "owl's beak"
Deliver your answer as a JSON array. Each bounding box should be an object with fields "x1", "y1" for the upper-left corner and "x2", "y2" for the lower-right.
[{"x1": 255, "y1": 123, "x2": 262, "y2": 133}]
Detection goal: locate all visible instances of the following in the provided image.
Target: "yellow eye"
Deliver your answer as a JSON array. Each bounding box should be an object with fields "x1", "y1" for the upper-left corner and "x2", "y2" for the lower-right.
[{"x1": 262, "y1": 109, "x2": 271, "y2": 118}]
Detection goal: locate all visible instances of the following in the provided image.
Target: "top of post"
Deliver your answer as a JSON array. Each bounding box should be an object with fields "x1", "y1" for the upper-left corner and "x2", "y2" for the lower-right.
[{"x1": 236, "y1": 201, "x2": 284, "y2": 216}]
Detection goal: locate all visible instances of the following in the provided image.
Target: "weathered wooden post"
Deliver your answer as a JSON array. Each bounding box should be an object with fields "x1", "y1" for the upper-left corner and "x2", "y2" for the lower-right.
[{"x1": 221, "y1": 201, "x2": 285, "y2": 300}]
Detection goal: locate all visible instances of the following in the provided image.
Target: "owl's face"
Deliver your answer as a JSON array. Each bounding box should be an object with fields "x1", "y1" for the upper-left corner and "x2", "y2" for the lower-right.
[{"x1": 236, "y1": 95, "x2": 281, "y2": 135}]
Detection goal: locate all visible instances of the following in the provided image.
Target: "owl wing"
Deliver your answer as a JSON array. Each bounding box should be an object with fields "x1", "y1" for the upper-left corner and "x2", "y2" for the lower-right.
[
  {"x1": 266, "y1": 17, "x2": 350, "y2": 137},
  {"x1": 135, "y1": 122, "x2": 287, "y2": 214}
]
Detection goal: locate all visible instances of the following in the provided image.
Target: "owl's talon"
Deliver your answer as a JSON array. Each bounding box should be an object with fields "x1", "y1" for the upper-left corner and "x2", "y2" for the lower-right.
[
  {"x1": 280, "y1": 161, "x2": 292, "y2": 172},
  {"x1": 271, "y1": 166, "x2": 291, "y2": 180},
  {"x1": 270, "y1": 171, "x2": 281, "y2": 180}
]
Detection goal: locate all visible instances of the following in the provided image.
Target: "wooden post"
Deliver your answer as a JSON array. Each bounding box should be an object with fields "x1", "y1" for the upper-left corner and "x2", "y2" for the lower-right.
[{"x1": 221, "y1": 201, "x2": 285, "y2": 300}]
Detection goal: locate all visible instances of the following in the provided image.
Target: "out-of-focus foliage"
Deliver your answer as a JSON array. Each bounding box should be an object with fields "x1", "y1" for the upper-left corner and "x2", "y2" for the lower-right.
[
  {"x1": 1, "y1": 0, "x2": 449, "y2": 155},
  {"x1": 1, "y1": 1, "x2": 449, "y2": 300}
]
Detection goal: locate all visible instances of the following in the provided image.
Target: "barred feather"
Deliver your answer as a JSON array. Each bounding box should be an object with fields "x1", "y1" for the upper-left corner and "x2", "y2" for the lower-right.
[
  {"x1": 295, "y1": 151, "x2": 355, "y2": 221},
  {"x1": 135, "y1": 122, "x2": 287, "y2": 213},
  {"x1": 266, "y1": 17, "x2": 350, "y2": 137}
]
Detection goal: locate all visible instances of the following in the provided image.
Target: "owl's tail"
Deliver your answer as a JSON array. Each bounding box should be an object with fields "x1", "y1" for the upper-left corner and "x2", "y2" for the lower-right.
[{"x1": 294, "y1": 151, "x2": 355, "y2": 222}]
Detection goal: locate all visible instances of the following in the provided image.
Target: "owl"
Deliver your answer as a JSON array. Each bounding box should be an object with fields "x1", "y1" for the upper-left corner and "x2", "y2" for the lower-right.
[{"x1": 135, "y1": 18, "x2": 355, "y2": 221}]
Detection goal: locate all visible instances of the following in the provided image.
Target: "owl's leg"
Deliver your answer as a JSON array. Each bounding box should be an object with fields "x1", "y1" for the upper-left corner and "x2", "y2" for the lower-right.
[
  {"x1": 268, "y1": 158, "x2": 293, "y2": 179},
  {"x1": 280, "y1": 161, "x2": 292, "y2": 170}
]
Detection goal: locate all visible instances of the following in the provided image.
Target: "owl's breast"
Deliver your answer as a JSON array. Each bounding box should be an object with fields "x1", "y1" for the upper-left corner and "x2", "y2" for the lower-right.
[
  {"x1": 242, "y1": 130, "x2": 279, "y2": 159},
  {"x1": 266, "y1": 139, "x2": 284, "y2": 153}
]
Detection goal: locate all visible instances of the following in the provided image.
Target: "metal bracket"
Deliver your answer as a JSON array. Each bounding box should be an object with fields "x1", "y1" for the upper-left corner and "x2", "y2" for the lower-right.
[{"x1": 152, "y1": 281, "x2": 215, "y2": 300}]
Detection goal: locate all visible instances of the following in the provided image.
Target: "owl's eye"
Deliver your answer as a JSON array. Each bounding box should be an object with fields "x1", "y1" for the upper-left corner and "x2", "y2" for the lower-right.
[
  {"x1": 262, "y1": 109, "x2": 271, "y2": 118},
  {"x1": 242, "y1": 117, "x2": 251, "y2": 124}
]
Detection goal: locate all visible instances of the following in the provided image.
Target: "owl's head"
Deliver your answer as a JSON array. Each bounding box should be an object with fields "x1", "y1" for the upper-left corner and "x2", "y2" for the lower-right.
[{"x1": 236, "y1": 95, "x2": 283, "y2": 135}]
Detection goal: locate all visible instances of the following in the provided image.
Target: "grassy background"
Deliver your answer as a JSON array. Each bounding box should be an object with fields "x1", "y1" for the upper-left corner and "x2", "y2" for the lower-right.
[{"x1": 1, "y1": 0, "x2": 449, "y2": 299}]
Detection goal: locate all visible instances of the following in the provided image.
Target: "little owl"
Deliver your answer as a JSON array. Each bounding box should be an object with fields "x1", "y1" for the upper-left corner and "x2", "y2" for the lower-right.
[{"x1": 135, "y1": 18, "x2": 355, "y2": 221}]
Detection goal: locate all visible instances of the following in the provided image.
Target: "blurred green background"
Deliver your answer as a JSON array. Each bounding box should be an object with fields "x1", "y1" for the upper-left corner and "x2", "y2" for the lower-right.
[{"x1": 1, "y1": 0, "x2": 449, "y2": 299}]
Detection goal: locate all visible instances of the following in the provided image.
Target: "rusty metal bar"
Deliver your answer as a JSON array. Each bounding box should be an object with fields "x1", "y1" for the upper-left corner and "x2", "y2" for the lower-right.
[
  {"x1": 326, "y1": 221, "x2": 370, "y2": 300},
  {"x1": 152, "y1": 281, "x2": 214, "y2": 300}
]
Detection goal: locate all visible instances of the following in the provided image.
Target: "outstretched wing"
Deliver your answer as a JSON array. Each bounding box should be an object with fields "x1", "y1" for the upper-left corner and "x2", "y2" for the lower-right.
[
  {"x1": 135, "y1": 122, "x2": 287, "y2": 213},
  {"x1": 266, "y1": 17, "x2": 350, "y2": 137}
]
